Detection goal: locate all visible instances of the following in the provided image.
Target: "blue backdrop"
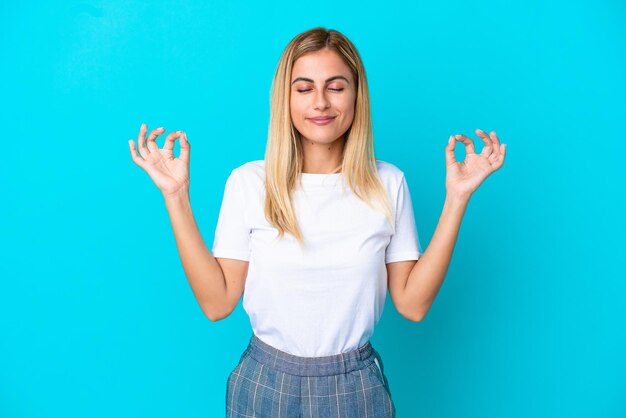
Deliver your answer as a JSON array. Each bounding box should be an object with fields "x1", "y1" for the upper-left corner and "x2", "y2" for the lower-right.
[{"x1": 1, "y1": 1, "x2": 624, "y2": 417}]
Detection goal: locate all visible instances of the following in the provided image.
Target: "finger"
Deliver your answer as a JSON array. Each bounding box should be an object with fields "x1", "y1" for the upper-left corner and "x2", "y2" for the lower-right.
[
  {"x1": 445, "y1": 135, "x2": 457, "y2": 165},
  {"x1": 475, "y1": 129, "x2": 494, "y2": 158},
  {"x1": 491, "y1": 142, "x2": 506, "y2": 170},
  {"x1": 128, "y1": 139, "x2": 146, "y2": 169},
  {"x1": 179, "y1": 132, "x2": 191, "y2": 163},
  {"x1": 454, "y1": 134, "x2": 476, "y2": 154},
  {"x1": 137, "y1": 123, "x2": 150, "y2": 160},
  {"x1": 496, "y1": 143, "x2": 506, "y2": 167},
  {"x1": 488, "y1": 131, "x2": 501, "y2": 164},
  {"x1": 164, "y1": 130, "x2": 184, "y2": 152},
  {"x1": 146, "y1": 127, "x2": 165, "y2": 154}
]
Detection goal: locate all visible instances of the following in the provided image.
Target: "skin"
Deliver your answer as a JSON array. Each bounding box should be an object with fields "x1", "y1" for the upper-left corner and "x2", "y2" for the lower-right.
[
  {"x1": 290, "y1": 48, "x2": 356, "y2": 174},
  {"x1": 127, "y1": 49, "x2": 507, "y2": 323},
  {"x1": 387, "y1": 130, "x2": 506, "y2": 321}
]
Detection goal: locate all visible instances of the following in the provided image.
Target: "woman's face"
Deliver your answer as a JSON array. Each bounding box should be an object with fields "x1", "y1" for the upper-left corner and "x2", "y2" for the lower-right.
[{"x1": 290, "y1": 48, "x2": 356, "y2": 146}]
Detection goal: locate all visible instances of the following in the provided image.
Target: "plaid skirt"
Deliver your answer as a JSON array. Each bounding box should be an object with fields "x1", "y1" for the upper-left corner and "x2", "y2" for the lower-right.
[{"x1": 226, "y1": 334, "x2": 395, "y2": 417}]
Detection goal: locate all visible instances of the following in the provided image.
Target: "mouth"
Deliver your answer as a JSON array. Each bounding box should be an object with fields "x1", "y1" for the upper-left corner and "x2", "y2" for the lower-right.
[{"x1": 308, "y1": 116, "x2": 336, "y2": 125}]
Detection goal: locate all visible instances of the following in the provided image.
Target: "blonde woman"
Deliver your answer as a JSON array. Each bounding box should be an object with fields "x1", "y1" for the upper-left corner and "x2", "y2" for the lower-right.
[{"x1": 128, "y1": 27, "x2": 506, "y2": 418}]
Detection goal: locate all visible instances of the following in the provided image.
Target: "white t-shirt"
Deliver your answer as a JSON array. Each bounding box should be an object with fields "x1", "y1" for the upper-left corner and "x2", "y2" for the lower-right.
[{"x1": 211, "y1": 159, "x2": 422, "y2": 357}]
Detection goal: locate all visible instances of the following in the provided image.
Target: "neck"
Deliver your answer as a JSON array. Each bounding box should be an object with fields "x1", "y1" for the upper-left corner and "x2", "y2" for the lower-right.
[{"x1": 300, "y1": 136, "x2": 345, "y2": 174}]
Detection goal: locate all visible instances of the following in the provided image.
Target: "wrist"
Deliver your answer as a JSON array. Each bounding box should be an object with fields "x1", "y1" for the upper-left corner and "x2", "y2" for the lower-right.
[
  {"x1": 163, "y1": 187, "x2": 190, "y2": 204},
  {"x1": 444, "y1": 192, "x2": 471, "y2": 207}
]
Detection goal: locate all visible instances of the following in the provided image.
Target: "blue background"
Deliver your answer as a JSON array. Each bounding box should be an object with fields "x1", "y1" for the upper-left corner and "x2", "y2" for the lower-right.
[{"x1": 1, "y1": 1, "x2": 625, "y2": 417}]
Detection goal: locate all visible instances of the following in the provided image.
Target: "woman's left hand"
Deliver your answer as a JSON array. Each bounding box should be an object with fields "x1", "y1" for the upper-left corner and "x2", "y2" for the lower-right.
[{"x1": 445, "y1": 129, "x2": 506, "y2": 200}]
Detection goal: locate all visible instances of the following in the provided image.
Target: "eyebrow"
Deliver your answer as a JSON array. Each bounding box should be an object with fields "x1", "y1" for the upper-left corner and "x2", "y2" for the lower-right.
[{"x1": 291, "y1": 75, "x2": 350, "y2": 85}]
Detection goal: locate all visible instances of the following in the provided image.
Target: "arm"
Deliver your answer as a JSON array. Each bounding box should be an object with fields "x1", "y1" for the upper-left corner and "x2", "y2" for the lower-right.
[
  {"x1": 391, "y1": 129, "x2": 506, "y2": 321},
  {"x1": 399, "y1": 193, "x2": 468, "y2": 321},
  {"x1": 164, "y1": 190, "x2": 245, "y2": 322},
  {"x1": 129, "y1": 125, "x2": 246, "y2": 322}
]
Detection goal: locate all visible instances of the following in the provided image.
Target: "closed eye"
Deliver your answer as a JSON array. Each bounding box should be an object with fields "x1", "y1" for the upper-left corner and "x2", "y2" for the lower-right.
[{"x1": 296, "y1": 88, "x2": 345, "y2": 93}]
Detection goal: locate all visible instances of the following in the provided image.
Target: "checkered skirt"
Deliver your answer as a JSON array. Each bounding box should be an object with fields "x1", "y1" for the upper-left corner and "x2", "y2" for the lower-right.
[{"x1": 226, "y1": 334, "x2": 395, "y2": 417}]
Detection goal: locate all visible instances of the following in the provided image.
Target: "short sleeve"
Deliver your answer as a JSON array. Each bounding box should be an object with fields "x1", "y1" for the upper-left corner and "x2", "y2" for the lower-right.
[
  {"x1": 211, "y1": 169, "x2": 251, "y2": 261},
  {"x1": 385, "y1": 174, "x2": 423, "y2": 263}
]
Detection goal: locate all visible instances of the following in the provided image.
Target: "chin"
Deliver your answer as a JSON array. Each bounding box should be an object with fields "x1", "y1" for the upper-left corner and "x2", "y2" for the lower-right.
[{"x1": 302, "y1": 132, "x2": 343, "y2": 143}]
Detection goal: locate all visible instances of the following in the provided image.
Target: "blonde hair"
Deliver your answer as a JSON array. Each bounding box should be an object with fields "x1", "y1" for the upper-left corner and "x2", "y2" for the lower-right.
[{"x1": 264, "y1": 27, "x2": 395, "y2": 246}]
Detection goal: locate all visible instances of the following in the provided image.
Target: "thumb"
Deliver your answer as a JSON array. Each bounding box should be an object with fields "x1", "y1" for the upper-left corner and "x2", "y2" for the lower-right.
[{"x1": 445, "y1": 135, "x2": 457, "y2": 166}]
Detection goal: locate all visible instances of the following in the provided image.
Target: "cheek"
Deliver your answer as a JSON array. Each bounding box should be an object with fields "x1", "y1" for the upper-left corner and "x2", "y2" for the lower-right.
[
  {"x1": 337, "y1": 92, "x2": 355, "y2": 111},
  {"x1": 289, "y1": 101, "x2": 306, "y2": 131},
  {"x1": 339, "y1": 100, "x2": 355, "y2": 123},
  {"x1": 290, "y1": 98, "x2": 305, "y2": 118}
]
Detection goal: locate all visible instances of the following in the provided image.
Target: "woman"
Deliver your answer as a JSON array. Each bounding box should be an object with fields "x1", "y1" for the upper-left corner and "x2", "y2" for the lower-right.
[{"x1": 128, "y1": 27, "x2": 505, "y2": 418}]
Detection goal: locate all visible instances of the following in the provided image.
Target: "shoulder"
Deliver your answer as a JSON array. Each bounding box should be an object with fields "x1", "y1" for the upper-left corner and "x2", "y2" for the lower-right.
[
  {"x1": 375, "y1": 159, "x2": 407, "y2": 189},
  {"x1": 228, "y1": 160, "x2": 265, "y2": 191},
  {"x1": 231, "y1": 160, "x2": 265, "y2": 177}
]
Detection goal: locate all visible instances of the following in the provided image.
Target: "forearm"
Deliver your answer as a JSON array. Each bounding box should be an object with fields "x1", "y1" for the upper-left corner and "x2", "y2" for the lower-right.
[
  {"x1": 163, "y1": 189, "x2": 227, "y2": 320},
  {"x1": 404, "y1": 193, "x2": 469, "y2": 320}
]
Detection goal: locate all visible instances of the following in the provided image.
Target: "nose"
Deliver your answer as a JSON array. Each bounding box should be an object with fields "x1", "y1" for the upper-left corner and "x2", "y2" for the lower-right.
[{"x1": 313, "y1": 89, "x2": 330, "y2": 111}]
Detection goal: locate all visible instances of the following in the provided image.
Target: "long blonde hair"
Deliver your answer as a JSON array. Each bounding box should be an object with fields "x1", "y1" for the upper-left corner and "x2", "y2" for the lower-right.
[{"x1": 264, "y1": 27, "x2": 395, "y2": 246}]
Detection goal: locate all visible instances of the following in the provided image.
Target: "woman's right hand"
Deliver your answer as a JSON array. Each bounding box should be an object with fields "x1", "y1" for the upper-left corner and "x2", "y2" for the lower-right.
[{"x1": 128, "y1": 123, "x2": 191, "y2": 198}]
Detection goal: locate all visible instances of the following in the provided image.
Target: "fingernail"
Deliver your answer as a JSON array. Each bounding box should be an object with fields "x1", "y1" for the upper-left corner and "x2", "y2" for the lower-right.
[{"x1": 157, "y1": 127, "x2": 164, "y2": 130}]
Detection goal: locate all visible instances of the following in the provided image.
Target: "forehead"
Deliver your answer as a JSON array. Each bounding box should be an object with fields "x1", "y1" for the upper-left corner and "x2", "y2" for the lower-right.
[{"x1": 291, "y1": 49, "x2": 351, "y2": 80}]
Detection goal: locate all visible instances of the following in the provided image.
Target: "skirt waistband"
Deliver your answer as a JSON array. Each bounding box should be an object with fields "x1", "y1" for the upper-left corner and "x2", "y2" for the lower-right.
[{"x1": 243, "y1": 334, "x2": 379, "y2": 377}]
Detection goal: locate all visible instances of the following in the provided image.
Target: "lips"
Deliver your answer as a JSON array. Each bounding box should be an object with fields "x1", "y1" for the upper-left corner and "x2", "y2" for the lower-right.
[
  {"x1": 308, "y1": 116, "x2": 336, "y2": 126},
  {"x1": 309, "y1": 116, "x2": 336, "y2": 121}
]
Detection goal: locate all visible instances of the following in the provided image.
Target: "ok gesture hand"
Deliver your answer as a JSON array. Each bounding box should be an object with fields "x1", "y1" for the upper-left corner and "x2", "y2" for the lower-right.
[
  {"x1": 128, "y1": 123, "x2": 191, "y2": 198},
  {"x1": 445, "y1": 129, "x2": 506, "y2": 200}
]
